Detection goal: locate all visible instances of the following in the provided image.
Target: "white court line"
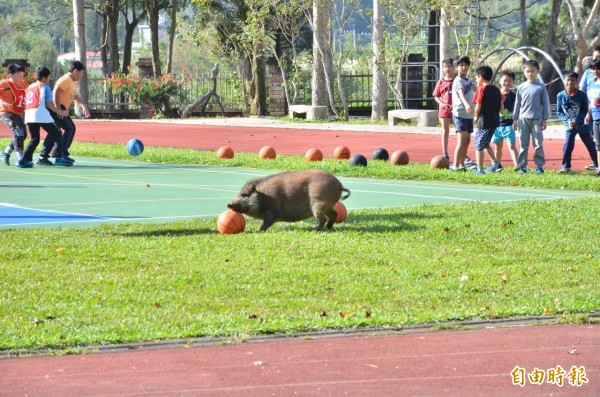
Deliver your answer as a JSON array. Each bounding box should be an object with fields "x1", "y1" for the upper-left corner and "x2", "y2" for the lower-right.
[{"x1": 342, "y1": 178, "x2": 599, "y2": 199}]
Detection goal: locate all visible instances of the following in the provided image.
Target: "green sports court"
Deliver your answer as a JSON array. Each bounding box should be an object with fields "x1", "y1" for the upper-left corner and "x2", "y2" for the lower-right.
[{"x1": 1, "y1": 157, "x2": 597, "y2": 229}]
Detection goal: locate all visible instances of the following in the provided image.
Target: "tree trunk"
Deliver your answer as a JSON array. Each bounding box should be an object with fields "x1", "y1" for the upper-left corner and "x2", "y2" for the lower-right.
[
  {"x1": 166, "y1": 0, "x2": 178, "y2": 73},
  {"x1": 371, "y1": 0, "x2": 387, "y2": 121},
  {"x1": 440, "y1": 8, "x2": 450, "y2": 68},
  {"x1": 122, "y1": 7, "x2": 147, "y2": 74},
  {"x1": 311, "y1": 1, "x2": 328, "y2": 107},
  {"x1": 73, "y1": 0, "x2": 89, "y2": 114},
  {"x1": 145, "y1": 0, "x2": 161, "y2": 77},
  {"x1": 520, "y1": 0, "x2": 528, "y2": 47},
  {"x1": 107, "y1": 0, "x2": 120, "y2": 74}
]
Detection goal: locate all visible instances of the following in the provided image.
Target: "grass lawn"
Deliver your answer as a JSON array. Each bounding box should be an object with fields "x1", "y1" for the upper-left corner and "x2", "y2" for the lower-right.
[{"x1": 1, "y1": 140, "x2": 599, "y2": 353}]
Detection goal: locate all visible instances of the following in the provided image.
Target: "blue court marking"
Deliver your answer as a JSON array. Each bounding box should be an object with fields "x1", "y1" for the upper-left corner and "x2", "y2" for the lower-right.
[{"x1": 0, "y1": 204, "x2": 111, "y2": 227}]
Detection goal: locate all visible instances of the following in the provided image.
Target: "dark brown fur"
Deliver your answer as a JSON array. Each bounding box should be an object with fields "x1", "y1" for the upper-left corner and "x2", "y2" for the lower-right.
[{"x1": 227, "y1": 170, "x2": 350, "y2": 231}]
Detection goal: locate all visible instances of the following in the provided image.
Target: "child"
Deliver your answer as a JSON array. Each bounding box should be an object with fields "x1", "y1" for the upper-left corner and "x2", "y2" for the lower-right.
[
  {"x1": 432, "y1": 58, "x2": 455, "y2": 160},
  {"x1": 0, "y1": 64, "x2": 29, "y2": 166},
  {"x1": 491, "y1": 71, "x2": 519, "y2": 171},
  {"x1": 556, "y1": 72, "x2": 598, "y2": 172},
  {"x1": 19, "y1": 66, "x2": 70, "y2": 168},
  {"x1": 512, "y1": 60, "x2": 550, "y2": 174},
  {"x1": 579, "y1": 45, "x2": 600, "y2": 94},
  {"x1": 587, "y1": 59, "x2": 600, "y2": 176},
  {"x1": 472, "y1": 65, "x2": 503, "y2": 174},
  {"x1": 450, "y1": 55, "x2": 475, "y2": 171}
]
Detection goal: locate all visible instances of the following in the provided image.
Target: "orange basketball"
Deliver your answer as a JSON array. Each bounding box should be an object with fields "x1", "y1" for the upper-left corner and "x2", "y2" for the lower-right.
[
  {"x1": 259, "y1": 146, "x2": 277, "y2": 160},
  {"x1": 333, "y1": 146, "x2": 351, "y2": 159},
  {"x1": 305, "y1": 148, "x2": 323, "y2": 161},
  {"x1": 217, "y1": 146, "x2": 234, "y2": 159},
  {"x1": 217, "y1": 210, "x2": 246, "y2": 234},
  {"x1": 333, "y1": 201, "x2": 347, "y2": 223},
  {"x1": 390, "y1": 150, "x2": 409, "y2": 165},
  {"x1": 430, "y1": 155, "x2": 450, "y2": 169}
]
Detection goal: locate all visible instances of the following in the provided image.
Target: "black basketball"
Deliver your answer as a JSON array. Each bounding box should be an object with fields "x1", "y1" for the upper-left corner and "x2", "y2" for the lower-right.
[
  {"x1": 372, "y1": 147, "x2": 389, "y2": 161},
  {"x1": 349, "y1": 154, "x2": 368, "y2": 167}
]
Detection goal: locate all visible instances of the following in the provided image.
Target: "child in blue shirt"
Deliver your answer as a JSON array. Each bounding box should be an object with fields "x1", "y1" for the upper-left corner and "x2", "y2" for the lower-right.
[
  {"x1": 556, "y1": 72, "x2": 598, "y2": 172},
  {"x1": 587, "y1": 59, "x2": 600, "y2": 176},
  {"x1": 20, "y1": 66, "x2": 70, "y2": 167}
]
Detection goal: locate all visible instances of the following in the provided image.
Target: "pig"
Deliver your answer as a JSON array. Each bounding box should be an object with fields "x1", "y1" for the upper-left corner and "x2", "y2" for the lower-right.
[{"x1": 227, "y1": 169, "x2": 350, "y2": 232}]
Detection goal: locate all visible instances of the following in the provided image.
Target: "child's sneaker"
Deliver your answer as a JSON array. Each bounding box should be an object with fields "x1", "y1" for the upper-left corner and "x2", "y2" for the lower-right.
[
  {"x1": 585, "y1": 163, "x2": 598, "y2": 170},
  {"x1": 486, "y1": 162, "x2": 503, "y2": 173},
  {"x1": 559, "y1": 167, "x2": 571, "y2": 173},
  {"x1": 518, "y1": 167, "x2": 527, "y2": 174},
  {"x1": 36, "y1": 157, "x2": 54, "y2": 166},
  {"x1": 16, "y1": 160, "x2": 33, "y2": 168},
  {"x1": 1, "y1": 151, "x2": 9, "y2": 165},
  {"x1": 474, "y1": 169, "x2": 486, "y2": 175},
  {"x1": 535, "y1": 166, "x2": 544, "y2": 174},
  {"x1": 54, "y1": 157, "x2": 73, "y2": 167}
]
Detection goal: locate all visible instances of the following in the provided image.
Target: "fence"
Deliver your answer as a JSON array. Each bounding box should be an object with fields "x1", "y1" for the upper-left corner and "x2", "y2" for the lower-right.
[{"x1": 87, "y1": 66, "x2": 439, "y2": 116}]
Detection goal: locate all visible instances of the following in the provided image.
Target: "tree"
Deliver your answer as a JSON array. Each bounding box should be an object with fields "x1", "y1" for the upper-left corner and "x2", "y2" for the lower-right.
[
  {"x1": 144, "y1": 0, "x2": 163, "y2": 76},
  {"x1": 166, "y1": 0, "x2": 178, "y2": 73},
  {"x1": 371, "y1": 0, "x2": 386, "y2": 121},
  {"x1": 564, "y1": 0, "x2": 600, "y2": 73},
  {"x1": 73, "y1": 0, "x2": 89, "y2": 112},
  {"x1": 308, "y1": 0, "x2": 329, "y2": 111},
  {"x1": 263, "y1": 0, "x2": 311, "y2": 107},
  {"x1": 121, "y1": 0, "x2": 147, "y2": 74}
]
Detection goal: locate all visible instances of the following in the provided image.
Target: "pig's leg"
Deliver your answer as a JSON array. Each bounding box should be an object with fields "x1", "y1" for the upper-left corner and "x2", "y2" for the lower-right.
[
  {"x1": 324, "y1": 207, "x2": 337, "y2": 230},
  {"x1": 313, "y1": 207, "x2": 330, "y2": 231},
  {"x1": 258, "y1": 213, "x2": 276, "y2": 231}
]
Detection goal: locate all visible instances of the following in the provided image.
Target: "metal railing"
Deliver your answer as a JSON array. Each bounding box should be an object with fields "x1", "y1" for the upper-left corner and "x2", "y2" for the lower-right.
[{"x1": 86, "y1": 66, "x2": 440, "y2": 114}]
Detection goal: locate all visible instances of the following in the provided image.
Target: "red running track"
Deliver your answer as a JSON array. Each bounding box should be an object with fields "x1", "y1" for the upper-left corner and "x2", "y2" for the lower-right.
[
  {"x1": 0, "y1": 324, "x2": 598, "y2": 396},
  {"x1": 11, "y1": 119, "x2": 593, "y2": 171}
]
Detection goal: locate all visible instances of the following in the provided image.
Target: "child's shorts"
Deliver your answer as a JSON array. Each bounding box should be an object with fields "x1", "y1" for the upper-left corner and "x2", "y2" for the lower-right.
[
  {"x1": 492, "y1": 125, "x2": 516, "y2": 144},
  {"x1": 474, "y1": 128, "x2": 495, "y2": 151},
  {"x1": 452, "y1": 115, "x2": 473, "y2": 133},
  {"x1": 1, "y1": 113, "x2": 26, "y2": 137}
]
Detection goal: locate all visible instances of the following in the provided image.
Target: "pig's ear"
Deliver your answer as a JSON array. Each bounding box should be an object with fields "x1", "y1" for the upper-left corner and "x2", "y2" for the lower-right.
[{"x1": 249, "y1": 183, "x2": 257, "y2": 193}]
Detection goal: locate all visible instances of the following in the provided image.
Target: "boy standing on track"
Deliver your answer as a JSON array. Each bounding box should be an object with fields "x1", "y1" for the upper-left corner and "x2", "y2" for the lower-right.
[
  {"x1": 0, "y1": 64, "x2": 29, "y2": 166},
  {"x1": 20, "y1": 66, "x2": 71, "y2": 168},
  {"x1": 50, "y1": 60, "x2": 90, "y2": 164},
  {"x1": 491, "y1": 71, "x2": 519, "y2": 171},
  {"x1": 512, "y1": 60, "x2": 550, "y2": 174},
  {"x1": 432, "y1": 58, "x2": 455, "y2": 161},
  {"x1": 556, "y1": 72, "x2": 598, "y2": 173},
  {"x1": 472, "y1": 65, "x2": 503, "y2": 175},
  {"x1": 450, "y1": 55, "x2": 475, "y2": 171}
]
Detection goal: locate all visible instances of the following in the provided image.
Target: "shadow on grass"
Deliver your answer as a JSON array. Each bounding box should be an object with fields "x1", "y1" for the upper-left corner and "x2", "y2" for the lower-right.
[
  {"x1": 118, "y1": 209, "x2": 449, "y2": 236},
  {"x1": 120, "y1": 227, "x2": 216, "y2": 237}
]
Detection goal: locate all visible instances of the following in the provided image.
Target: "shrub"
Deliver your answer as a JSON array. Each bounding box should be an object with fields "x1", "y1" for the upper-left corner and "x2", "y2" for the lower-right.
[{"x1": 104, "y1": 68, "x2": 190, "y2": 117}]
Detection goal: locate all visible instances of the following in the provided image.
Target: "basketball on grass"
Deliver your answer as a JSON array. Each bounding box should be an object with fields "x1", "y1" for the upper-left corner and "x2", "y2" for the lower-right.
[
  {"x1": 126, "y1": 139, "x2": 144, "y2": 156},
  {"x1": 333, "y1": 146, "x2": 351, "y2": 159},
  {"x1": 217, "y1": 210, "x2": 246, "y2": 234},
  {"x1": 390, "y1": 150, "x2": 409, "y2": 165},
  {"x1": 305, "y1": 148, "x2": 323, "y2": 162},
  {"x1": 333, "y1": 201, "x2": 347, "y2": 223},
  {"x1": 259, "y1": 146, "x2": 277, "y2": 160},
  {"x1": 372, "y1": 147, "x2": 389, "y2": 161},
  {"x1": 217, "y1": 146, "x2": 234, "y2": 159},
  {"x1": 349, "y1": 154, "x2": 368, "y2": 167},
  {"x1": 430, "y1": 155, "x2": 450, "y2": 169}
]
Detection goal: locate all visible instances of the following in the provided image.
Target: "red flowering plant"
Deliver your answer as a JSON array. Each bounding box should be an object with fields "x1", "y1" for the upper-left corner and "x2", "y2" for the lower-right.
[{"x1": 104, "y1": 67, "x2": 190, "y2": 117}]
